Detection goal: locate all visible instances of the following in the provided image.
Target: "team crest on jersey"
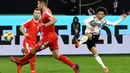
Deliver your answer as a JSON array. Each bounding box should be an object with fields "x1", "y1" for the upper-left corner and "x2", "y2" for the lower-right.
[
  {"x1": 89, "y1": 17, "x2": 106, "y2": 28},
  {"x1": 90, "y1": 22, "x2": 102, "y2": 27}
]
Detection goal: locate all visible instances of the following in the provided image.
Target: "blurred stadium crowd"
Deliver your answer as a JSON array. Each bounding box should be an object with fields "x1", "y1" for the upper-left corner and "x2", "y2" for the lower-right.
[{"x1": 0, "y1": 0, "x2": 130, "y2": 15}]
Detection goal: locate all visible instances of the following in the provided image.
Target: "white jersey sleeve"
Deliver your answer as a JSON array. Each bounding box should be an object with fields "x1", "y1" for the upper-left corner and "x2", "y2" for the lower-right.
[
  {"x1": 106, "y1": 18, "x2": 124, "y2": 26},
  {"x1": 83, "y1": 16, "x2": 94, "y2": 28}
]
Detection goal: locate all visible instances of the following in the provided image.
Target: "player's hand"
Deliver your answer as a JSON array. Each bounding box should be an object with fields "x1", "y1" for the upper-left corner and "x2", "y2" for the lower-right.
[
  {"x1": 40, "y1": 23, "x2": 47, "y2": 27},
  {"x1": 24, "y1": 33, "x2": 29, "y2": 37},
  {"x1": 122, "y1": 14, "x2": 127, "y2": 20},
  {"x1": 90, "y1": 27, "x2": 94, "y2": 31}
]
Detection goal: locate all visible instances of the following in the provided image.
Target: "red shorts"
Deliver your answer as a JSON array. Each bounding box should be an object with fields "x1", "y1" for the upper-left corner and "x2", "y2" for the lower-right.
[
  {"x1": 23, "y1": 39, "x2": 35, "y2": 54},
  {"x1": 36, "y1": 35, "x2": 59, "y2": 51}
]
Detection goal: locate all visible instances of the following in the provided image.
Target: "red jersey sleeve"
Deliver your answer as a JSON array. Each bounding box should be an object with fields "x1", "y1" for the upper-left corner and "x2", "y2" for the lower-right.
[
  {"x1": 43, "y1": 10, "x2": 53, "y2": 20},
  {"x1": 22, "y1": 19, "x2": 31, "y2": 28}
]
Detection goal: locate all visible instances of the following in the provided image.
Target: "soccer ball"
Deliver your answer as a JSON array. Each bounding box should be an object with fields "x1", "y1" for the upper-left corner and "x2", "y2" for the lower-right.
[{"x1": 3, "y1": 32, "x2": 14, "y2": 42}]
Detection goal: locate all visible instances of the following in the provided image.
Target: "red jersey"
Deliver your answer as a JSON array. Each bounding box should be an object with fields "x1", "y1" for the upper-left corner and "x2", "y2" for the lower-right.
[
  {"x1": 40, "y1": 8, "x2": 57, "y2": 38},
  {"x1": 22, "y1": 18, "x2": 40, "y2": 43}
]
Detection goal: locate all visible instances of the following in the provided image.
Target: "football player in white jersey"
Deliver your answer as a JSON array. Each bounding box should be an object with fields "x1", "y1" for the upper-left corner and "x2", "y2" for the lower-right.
[{"x1": 75, "y1": 7, "x2": 127, "y2": 73}]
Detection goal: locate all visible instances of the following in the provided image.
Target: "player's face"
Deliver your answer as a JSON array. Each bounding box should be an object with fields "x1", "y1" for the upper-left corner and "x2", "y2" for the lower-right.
[
  {"x1": 97, "y1": 11, "x2": 105, "y2": 20},
  {"x1": 37, "y1": 1, "x2": 45, "y2": 10},
  {"x1": 33, "y1": 10, "x2": 41, "y2": 20},
  {"x1": 37, "y1": 1, "x2": 42, "y2": 10}
]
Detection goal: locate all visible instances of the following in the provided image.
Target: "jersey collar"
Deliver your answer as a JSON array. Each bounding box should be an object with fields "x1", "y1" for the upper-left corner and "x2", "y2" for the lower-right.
[{"x1": 33, "y1": 18, "x2": 39, "y2": 23}]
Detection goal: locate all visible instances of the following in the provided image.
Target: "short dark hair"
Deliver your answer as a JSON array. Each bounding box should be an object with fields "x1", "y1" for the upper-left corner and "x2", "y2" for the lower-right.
[
  {"x1": 34, "y1": 8, "x2": 40, "y2": 11},
  {"x1": 38, "y1": 0, "x2": 47, "y2": 6},
  {"x1": 96, "y1": 7, "x2": 107, "y2": 15}
]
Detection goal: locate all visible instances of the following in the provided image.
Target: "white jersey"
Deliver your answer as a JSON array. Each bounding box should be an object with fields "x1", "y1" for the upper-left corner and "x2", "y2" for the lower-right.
[{"x1": 84, "y1": 15, "x2": 124, "y2": 34}]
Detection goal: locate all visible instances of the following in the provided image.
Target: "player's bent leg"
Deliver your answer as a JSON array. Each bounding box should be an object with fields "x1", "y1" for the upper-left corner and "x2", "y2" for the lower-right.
[
  {"x1": 52, "y1": 49, "x2": 80, "y2": 73},
  {"x1": 10, "y1": 56, "x2": 30, "y2": 73},
  {"x1": 18, "y1": 47, "x2": 37, "y2": 73},
  {"x1": 75, "y1": 33, "x2": 92, "y2": 48},
  {"x1": 10, "y1": 49, "x2": 36, "y2": 65},
  {"x1": 10, "y1": 48, "x2": 30, "y2": 73},
  {"x1": 91, "y1": 47, "x2": 109, "y2": 73},
  {"x1": 17, "y1": 43, "x2": 37, "y2": 73},
  {"x1": 15, "y1": 41, "x2": 49, "y2": 63},
  {"x1": 75, "y1": 35, "x2": 88, "y2": 48},
  {"x1": 10, "y1": 56, "x2": 21, "y2": 64},
  {"x1": 87, "y1": 33, "x2": 92, "y2": 40},
  {"x1": 18, "y1": 49, "x2": 36, "y2": 62}
]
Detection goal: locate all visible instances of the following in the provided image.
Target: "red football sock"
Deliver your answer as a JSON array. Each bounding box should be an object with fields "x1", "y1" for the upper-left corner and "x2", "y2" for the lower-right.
[
  {"x1": 17, "y1": 65, "x2": 21, "y2": 73},
  {"x1": 58, "y1": 55, "x2": 75, "y2": 68},
  {"x1": 30, "y1": 56, "x2": 36, "y2": 71},
  {"x1": 19, "y1": 53, "x2": 35, "y2": 62},
  {"x1": 17, "y1": 60, "x2": 29, "y2": 73},
  {"x1": 20, "y1": 60, "x2": 30, "y2": 66}
]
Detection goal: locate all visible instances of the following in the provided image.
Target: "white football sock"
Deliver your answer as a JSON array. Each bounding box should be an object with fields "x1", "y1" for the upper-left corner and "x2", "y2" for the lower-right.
[
  {"x1": 94, "y1": 55, "x2": 106, "y2": 68},
  {"x1": 79, "y1": 36, "x2": 88, "y2": 45}
]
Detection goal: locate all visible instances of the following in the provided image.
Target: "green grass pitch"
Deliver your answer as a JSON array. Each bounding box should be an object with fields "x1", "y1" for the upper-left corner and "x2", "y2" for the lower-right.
[{"x1": 0, "y1": 55, "x2": 130, "y2": 73}]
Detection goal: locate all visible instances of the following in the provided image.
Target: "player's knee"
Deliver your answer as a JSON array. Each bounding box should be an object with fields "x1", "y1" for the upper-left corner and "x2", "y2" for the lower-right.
[
  {"x1": 87, "y1": 33, "x2": 92, "y2": 40},
  {"x1": 53, "y1": 54, "x2": 59, "y2": 58},
  {"x1": 30, "y1": 49, "x2": 36, "y2": 54},
  {"x1": 52, "y1": 53, "x2": 60, "y2": 59},
  {"x1": 52, "y1": 49, "x2": 60, "y2": 58},
  {"x1": 91, "y1": 47, "x2": 98, "y2": 55}
]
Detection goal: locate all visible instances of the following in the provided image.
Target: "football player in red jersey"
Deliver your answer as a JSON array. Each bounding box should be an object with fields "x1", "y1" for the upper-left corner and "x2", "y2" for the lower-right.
[
  {"x1": 10, "y1": 0, "x2": 79, "y2": 73},
  {"x1": 16, "y1": 8, "x2": 41, "y2": 73}
]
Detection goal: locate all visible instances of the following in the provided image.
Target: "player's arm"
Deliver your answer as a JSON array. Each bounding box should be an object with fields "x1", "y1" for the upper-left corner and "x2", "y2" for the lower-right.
[
  {"x1": 106, "y1": 14, "x2": 127, "y2": 26},
  {"x1": 19, "y1": 19, "x2": 31, "y2": 37},
  {"x1": 83, "y1": 16, "x2": 94, "y2": 31},
  {"x1": 19, "y1": 26, "x2": 29, "y2": 37},
  {"x1": 45, "y1": 16, "x2": 56, "y2": 27},
  {"x1": 41, "y1": 11, "x2": 57, "y2": 27},
  {"x1": 88, "y1": 10, "x2": 93, "y2": 15},
  {"x1": 19, "y1": 26, "x2": 26, "y2": 35}
]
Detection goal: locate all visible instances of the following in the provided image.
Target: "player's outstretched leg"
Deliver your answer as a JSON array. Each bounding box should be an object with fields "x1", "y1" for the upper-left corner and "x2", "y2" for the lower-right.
[
  {"x1": 10, "y1": 51, "x2": 36, "y2": 64},
  {"x1": 10, "y1": 52, "x2": 36, "y2": 73},
  {"x1": 91, "y1": 47, "x2": 109, "y2": 73},
  {"x1": 10, "y1": 56, "x2": 36, "y2": 73},
  {"x1": 52, "y1": 50, "x2": 80, "y2": 73},
  {"x1": 10, "y1": 56, "x2": 21, "y2": 64},
  {"x1": 10, "y1": 42, "x2": 48, "y2": 64}
]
